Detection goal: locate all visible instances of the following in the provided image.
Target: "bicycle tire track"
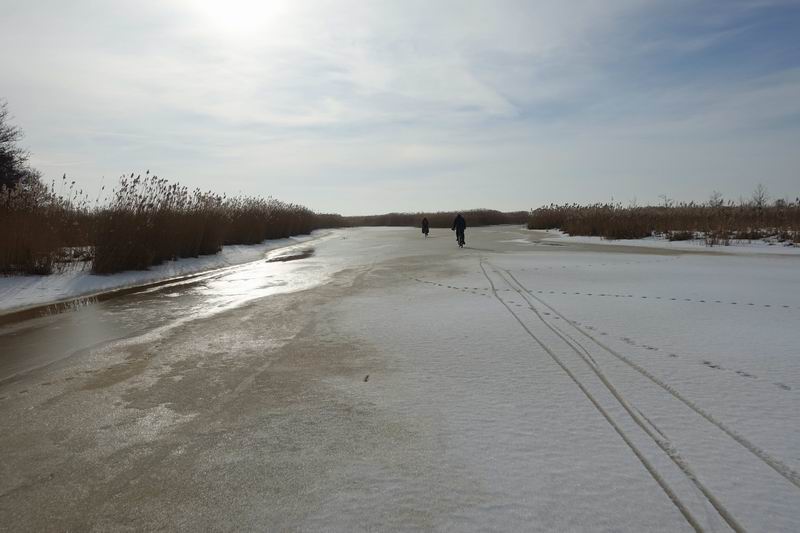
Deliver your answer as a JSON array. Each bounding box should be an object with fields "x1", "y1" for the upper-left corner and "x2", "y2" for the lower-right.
[
  {"x1": 488, "y1": 264, "x2": 745, "y2": 533},
  {"x1": 478, "y1": 262, "x2": 705, "y2": 533},
  {"x1": 502, "y1": 267, "x2": 800, "y2": 492}
]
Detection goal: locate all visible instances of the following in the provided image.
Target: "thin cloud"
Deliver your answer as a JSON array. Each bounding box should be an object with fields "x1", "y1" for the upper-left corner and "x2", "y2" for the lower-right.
[{"x1": 1, "y1": 0, "x2": 798, "y2": 214}]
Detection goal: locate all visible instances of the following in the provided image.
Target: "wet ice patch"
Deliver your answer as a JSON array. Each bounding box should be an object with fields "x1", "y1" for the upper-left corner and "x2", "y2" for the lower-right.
[
  {"x1": 0, "y1": 232, "x2": 327, "y2": 315},
  {"x1": 265, "y1": 245, "x2": 315, "y2": 263},
  {"x1": 499, "y1": 238, "x2": 533, "y2": 245}
]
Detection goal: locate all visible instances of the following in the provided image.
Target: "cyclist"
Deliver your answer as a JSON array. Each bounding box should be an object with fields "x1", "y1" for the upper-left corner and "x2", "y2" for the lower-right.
[{"x1": 451, "y1": 213, "x2": 466, "y2": 247}]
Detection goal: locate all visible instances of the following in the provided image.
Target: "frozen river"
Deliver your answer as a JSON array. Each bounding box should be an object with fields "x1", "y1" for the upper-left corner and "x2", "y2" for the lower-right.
[{"x1": 1, "y1": 226, "x2": 799, "y2": 531}]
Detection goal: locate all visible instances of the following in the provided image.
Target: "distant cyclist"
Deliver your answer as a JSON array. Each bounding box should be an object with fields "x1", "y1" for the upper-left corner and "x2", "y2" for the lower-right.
[
  {"x1": 451, "y1": 213, "x2": 466, "y2": 247},
  {"x1": 421, "y1": 217, "x2": 429, "y2": 237}
]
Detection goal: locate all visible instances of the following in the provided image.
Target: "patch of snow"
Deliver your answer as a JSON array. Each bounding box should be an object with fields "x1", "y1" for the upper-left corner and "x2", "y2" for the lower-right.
[
  {"x1": 326, "y1": 230, "x2": 800, "y2": 531},
  {"x1": 540, "y1": 230, "x2": 800, "y2": 255}
]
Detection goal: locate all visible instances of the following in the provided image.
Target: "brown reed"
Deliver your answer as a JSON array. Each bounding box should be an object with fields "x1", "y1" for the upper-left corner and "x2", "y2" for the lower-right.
[
  {"x1": 91, "y1": 173, "x2": 322, "y2": 274},
  {"x1": 0, "y1": 175, "x2": 92, "y2": 275},
  {"x1": 528, "y1": 195, "x2": 800, "y2": 245},
  {"x1": 1, "y1": 172, "x2": 339, "y2": 275}
]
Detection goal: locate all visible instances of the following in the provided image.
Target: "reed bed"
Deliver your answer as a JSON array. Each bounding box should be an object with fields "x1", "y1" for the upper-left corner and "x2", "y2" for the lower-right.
[
  {"x1": 0, "y1": 175, "x2": 92, "y2": 275},
  {"x1": 1, "y1": 172, "x2": 337, "y2": 275},
  {"x1": 1, "y1": 173, "x2": 524, "y2": 277},
  {"x1": 528, "y1": 199, "x2": 800, "y2": 245},
  {"x1": 346, "y1": 209, "x2": 528, "y2": 228},
  {"x1": 92, "y1": 173, "x2": 325, "y2": 274}
]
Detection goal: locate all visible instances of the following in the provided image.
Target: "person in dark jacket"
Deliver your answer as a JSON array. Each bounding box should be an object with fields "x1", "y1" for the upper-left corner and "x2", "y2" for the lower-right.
[
  {"x1": 421, "y1": 217, "x2": 429, "y2": 237},
  {"x1": 451, "y1": 213, "x2": 466, "y2": 247}
]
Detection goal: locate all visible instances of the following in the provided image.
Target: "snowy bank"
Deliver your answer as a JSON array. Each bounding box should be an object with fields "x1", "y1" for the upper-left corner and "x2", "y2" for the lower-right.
[
  {"x1": 0, "y1": 232, "x2": 326, "y2": 315},
  {"x1": 539, "y1": 229, "x2": 800, "y2": 255}
]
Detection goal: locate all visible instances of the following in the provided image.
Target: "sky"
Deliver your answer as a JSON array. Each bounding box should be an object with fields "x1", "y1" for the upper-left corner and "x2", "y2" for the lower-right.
[{"x1": 1, "y1": 0, "x2": 798, "y2": 215}]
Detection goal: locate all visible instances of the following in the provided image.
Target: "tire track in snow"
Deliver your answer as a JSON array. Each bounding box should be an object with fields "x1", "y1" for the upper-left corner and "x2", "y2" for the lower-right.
[
  {"x1": 500, "y1": 267, "x2": 800, "y2": 492},
  {"x1": 478, "y1": 262, "x2": 706, "y2": 533},
  {"x1": 490, "y1": 265, "x2": 746, "y2": 533}
]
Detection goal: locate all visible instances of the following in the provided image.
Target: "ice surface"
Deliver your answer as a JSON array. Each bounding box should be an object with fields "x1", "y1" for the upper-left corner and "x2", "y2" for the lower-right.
[
  {"x1": 1, "y1": 226, "x2": 798, "y2": 531},
  {"x1": 321, "y1": 227, "x2": 800, "y2": 531}
]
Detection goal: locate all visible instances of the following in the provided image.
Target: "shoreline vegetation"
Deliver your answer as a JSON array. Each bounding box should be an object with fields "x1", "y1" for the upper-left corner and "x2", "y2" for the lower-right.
[
  {"x1": 0, "y1": 174, "x2": 531, "y2": 277},
  {"x1": 0, "y1": 103, "x2": 525, "y2": 276},
  {"x1": 4, "y1": 172, "x2": 797, "y2": 278},
  {"x1": 1, "y1": 172, "x2": 344, "y2": 276},
  {"x1": 528, "y1": 192, "x2": 800, "y2": 246},
  {"x1": 345, "y1": 210, "x2": 528, "y2": 228},
  {"x1": 0, "y1": 105, "x2": 530, "y2": 277},
  {"x1": 3, "y1": 104, "x2": 797, "y2": 279}
]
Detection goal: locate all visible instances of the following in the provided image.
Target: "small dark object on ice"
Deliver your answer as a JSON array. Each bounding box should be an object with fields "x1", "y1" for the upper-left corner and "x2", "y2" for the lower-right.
[
  {"x1": 452, "y1": 213, "x2": 466, "y2": 247},
  {"x1": 364, "y1": 374, "x2": 369, "y2": 382}
]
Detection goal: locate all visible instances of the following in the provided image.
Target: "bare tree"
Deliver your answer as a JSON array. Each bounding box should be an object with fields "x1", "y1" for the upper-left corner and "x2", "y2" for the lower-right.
[
  {"x1": 0, "y1": 101, "x2": 33, "y2": 189},
  {"x1": 752, "y1": 183, "x2": 769, "y2": 209},
  {"x1": 708, "y1": 190, "x2": 724, "y2": 208}
]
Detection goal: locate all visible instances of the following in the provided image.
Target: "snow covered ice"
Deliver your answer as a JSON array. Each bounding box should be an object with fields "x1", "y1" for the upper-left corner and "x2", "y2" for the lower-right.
[{"x1": 0, "y1": 226, "x2": 798, "y2": 531}]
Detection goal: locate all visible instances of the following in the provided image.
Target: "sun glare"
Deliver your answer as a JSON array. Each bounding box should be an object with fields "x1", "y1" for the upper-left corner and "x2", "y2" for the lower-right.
[{"x1": 186, "y1": 0, "x2": 291, "y2": 40}]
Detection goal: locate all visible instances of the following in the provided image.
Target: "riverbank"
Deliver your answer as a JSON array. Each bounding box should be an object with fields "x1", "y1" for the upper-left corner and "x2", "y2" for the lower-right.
[{"x1": 0, "y1": 232, "x2": 326, "y2": 316}]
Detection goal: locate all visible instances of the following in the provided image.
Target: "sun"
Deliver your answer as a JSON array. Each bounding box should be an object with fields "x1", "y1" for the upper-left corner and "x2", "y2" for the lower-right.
[{"x1": 184, "y1": 0, "x2": 292, "y2": 40}]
